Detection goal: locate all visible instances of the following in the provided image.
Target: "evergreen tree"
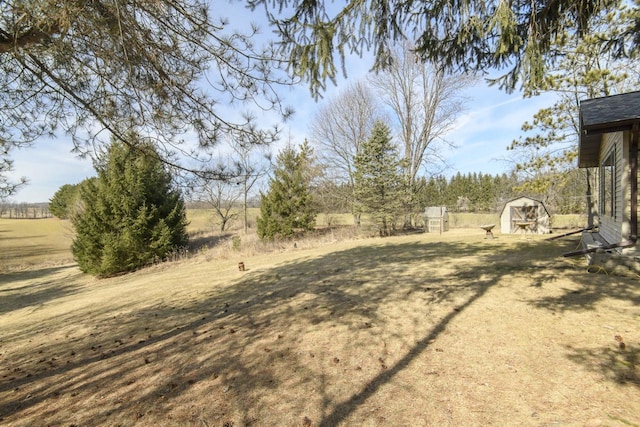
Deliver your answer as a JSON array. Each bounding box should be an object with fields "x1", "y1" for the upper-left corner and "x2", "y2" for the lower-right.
[
  {"x1": 477, "y1": 173, "x2": 495, "y2": 212},
  {"x1": 491, "y1": 173, "x2": 518, "y2": 211},
  {"x1": 435, "y1": 176, "x2": 449, "y2": 206},
  {"x1": 263, "y1": 0, "x2": 629, "y2": 97},
  {"x1": 49, "y1": 183, "x2": 80, "y2": 219},
  {"x1": 413, "y1": 177, "x2": 429, "y2": 211},
  {"x1": 353, "y1": 121, "x2": 408, "y2": 236},
  {"x1": 370, "y1": 42, "x2": 471, "y2": 224},
  {"x1": 257, "y1": 141, "x2": 317, "y2": 240},
  {"x1": 418, "y1": 175, "x2": 448, "y2": 209},
  {"x1": 71, "y1": 137, "x2": 188, "y2": 277},
  {"x1": 446, "y1": 172, "x2": 465, "y2": 209}
]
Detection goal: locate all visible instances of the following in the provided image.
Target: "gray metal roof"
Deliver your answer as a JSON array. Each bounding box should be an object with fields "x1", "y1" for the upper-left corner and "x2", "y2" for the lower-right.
[{"x1": 579, "y1": 91, "x2": 640, "y2": 168}]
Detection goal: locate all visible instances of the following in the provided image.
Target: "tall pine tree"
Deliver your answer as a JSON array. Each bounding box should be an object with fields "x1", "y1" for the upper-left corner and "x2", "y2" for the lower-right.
[
  {"x1": 257, "y1": 141, "x2": 317, "y2": 240},
  {"x1": 354, "y1": 121, "x2": 407, "y2": 236},
  {"x1": 71, "y1": 137, "x2": 189, "y2": 277}
]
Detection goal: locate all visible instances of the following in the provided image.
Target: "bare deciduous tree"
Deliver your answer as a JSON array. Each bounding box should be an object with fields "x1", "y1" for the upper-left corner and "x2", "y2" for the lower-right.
[
  {"x1": 310, "y1": 81, "x2": 380, "y2": 224},
  {"x1": 371, "y1": 44, "x2": 473, "y2": 185},
  {"x1": 193, "y1": 173, "x2": 242, "y2": 233},
  {"x1": 191, "y1": 125, "x2": 270, "y2": 233},
  {"x1": 370, "y1": 43, "x2": 473, "y2": 223}
]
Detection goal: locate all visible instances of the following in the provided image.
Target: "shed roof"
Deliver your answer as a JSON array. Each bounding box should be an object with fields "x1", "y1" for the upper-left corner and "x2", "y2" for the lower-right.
[
  {"x1": 578, "y1": 91, "x2": 640, "y2": 167},
  {"x1": 499, "y1": 196, "x2": 550, "y2": 218},
  {"x1": 423, "y1": 206, "x2": 447, "y2": 217}
]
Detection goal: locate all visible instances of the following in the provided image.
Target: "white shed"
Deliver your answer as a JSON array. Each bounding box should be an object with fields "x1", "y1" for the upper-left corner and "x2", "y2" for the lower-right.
[
  {"x1": 423, "y1": 206, "x2": 449, "y2": 233},
  {"x1": 500, "y1": 197, "x2": 551, "y2": 234}
]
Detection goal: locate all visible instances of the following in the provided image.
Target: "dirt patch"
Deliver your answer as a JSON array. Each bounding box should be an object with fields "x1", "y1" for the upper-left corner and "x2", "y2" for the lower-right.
[{"x1": 0, "y1": 230, "x2": 638, "y2": 426}]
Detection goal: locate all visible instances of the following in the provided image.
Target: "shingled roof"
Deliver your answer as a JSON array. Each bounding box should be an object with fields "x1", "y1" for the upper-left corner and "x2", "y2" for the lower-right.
[{"x1": 578, "y1": 91, "x2": 640, "y2": 168}]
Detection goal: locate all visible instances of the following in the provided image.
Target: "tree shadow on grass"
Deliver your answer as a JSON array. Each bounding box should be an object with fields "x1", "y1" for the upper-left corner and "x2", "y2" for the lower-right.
[
  {"x1": 530, "y1": 271, "x2": 640, "y2": 313},
  {"x1": 565, "y1": 344, "x2": 640, "y2": 388},
  {"x1": 0, "y1": 245, "x2": 73, "y2": 272},
  {"x1": 525, "y1": 236, "x2": 640, "y2": 395},
  {"x1": 316, "y1": 275, "x2": 495, "y2": 426},
  {"x1": 1, "y1": 244, "x2": 69, "y2": 259},
  {"x1": 0, "y1": 236, "x2": 578, "y2": 425},
  {"x1": 0, "y1": 234, "x2": 47, "y2": 241},
  {"x1": 0, "y1": 265, "x2": 81, "y2": 315},
  {"x1": 527, "y1": 236, "x2": 640, "y2": 313}
]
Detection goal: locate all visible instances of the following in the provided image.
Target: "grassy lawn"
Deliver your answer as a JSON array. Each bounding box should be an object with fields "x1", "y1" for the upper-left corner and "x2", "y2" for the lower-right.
[
  {"x1": 0, "y1": 223, "x2": 638, "y2": 426},
  {"x1": 0, "y1": 218, "x2": 75, "y2": 271}
]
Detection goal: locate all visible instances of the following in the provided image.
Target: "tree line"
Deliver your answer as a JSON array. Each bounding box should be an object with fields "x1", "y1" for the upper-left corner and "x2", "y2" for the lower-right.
[
  {"x1": 26, "y1": 123, "x2": 591, "y2": 279},
  {"x1": 46, "y1": 117, "x2": 585, "y2": 278},
  {"x1": 414, "y1": 170, "x2": 587, "y2": 215},
  {"x1": 0, "y1": 202, "x2": 51, "y2": 219}
]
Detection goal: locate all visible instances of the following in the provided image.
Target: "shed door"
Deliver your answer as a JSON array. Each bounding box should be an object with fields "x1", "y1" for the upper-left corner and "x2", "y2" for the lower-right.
[{"x1": 510, "y1": 206, "x2": 537, "y2": 233}]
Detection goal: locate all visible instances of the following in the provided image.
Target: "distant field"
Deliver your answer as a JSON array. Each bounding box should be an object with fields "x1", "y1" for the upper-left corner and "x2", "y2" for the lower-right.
[
  {"x1": 187, "y1": 208, "x2": 261, "y2": 233},
  {"x1": 448, "y1": 213, "x2": 586, "y2": 229},
  {"x1": 449, "y1": 212, "x2": 500, "y2": 228},
  {"x1": 0, "y1": 212, "x2": 587, "y2": 272},
  {"x1": 551, "y1": 213, "x2": 588, "y2": 229},
  {"x1": 0, "y1": 218, "x2": 75, "y2": 271},
  {"x1": 0, "y1": 210, "x2": 241, "y2": 271},
  {"x1": 190, "y1": 209, "x2": 357, "y2": 231}
]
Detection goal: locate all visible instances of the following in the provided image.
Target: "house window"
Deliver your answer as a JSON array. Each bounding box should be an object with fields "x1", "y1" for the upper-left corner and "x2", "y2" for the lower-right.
[{"x1": 600, "y1": 148, "x2": 616, "y2": 218}]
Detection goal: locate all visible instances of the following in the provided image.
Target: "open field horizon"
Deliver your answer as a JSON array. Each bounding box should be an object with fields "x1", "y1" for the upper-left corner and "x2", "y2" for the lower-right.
[{"x1": 0, "y1": 210, "x2": 587, "y2": 273}]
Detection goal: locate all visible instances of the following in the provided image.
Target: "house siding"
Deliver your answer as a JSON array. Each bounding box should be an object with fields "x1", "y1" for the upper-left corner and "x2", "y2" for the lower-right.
[
  {"x1": 598, "y1": 131, "x2": 640, "y2": 257},
  {"x1": 598, "y1": 132, "x2": 623, "y2": 245},
  {"x1": 622, "y1": 131, "x2": 640, "y2": 257}
]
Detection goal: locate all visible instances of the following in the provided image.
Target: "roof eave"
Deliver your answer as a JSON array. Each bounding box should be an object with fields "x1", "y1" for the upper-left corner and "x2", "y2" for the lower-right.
[
  {"x1": 578, "y1": 133, "x2": 601, "y2": 168},
  {"x1": 582, "y1": 118, "x2": 640, "y2": 135}
]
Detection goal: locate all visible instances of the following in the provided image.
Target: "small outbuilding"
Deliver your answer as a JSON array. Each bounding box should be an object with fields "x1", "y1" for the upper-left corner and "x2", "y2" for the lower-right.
[
  {"x1": 423, "y1": 206, "x2": 449, "y2": 233},
  {"x1": 500, "y1": 197, "x2": 551, "y2": 234}
]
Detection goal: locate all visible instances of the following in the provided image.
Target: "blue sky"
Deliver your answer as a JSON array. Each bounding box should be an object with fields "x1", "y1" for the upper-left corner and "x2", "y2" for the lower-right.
[{"x1": 4, "y1": 4, "x2": 559, "y2": 203}]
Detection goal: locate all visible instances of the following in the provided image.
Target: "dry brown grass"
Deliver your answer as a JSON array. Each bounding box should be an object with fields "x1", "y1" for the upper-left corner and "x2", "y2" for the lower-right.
[
  {"x1": 1, "y1": 227, "x2": 639, "y2": 426},
  {"x1": 0, "y1": 218, "x2": 75, "y2": 271}
]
